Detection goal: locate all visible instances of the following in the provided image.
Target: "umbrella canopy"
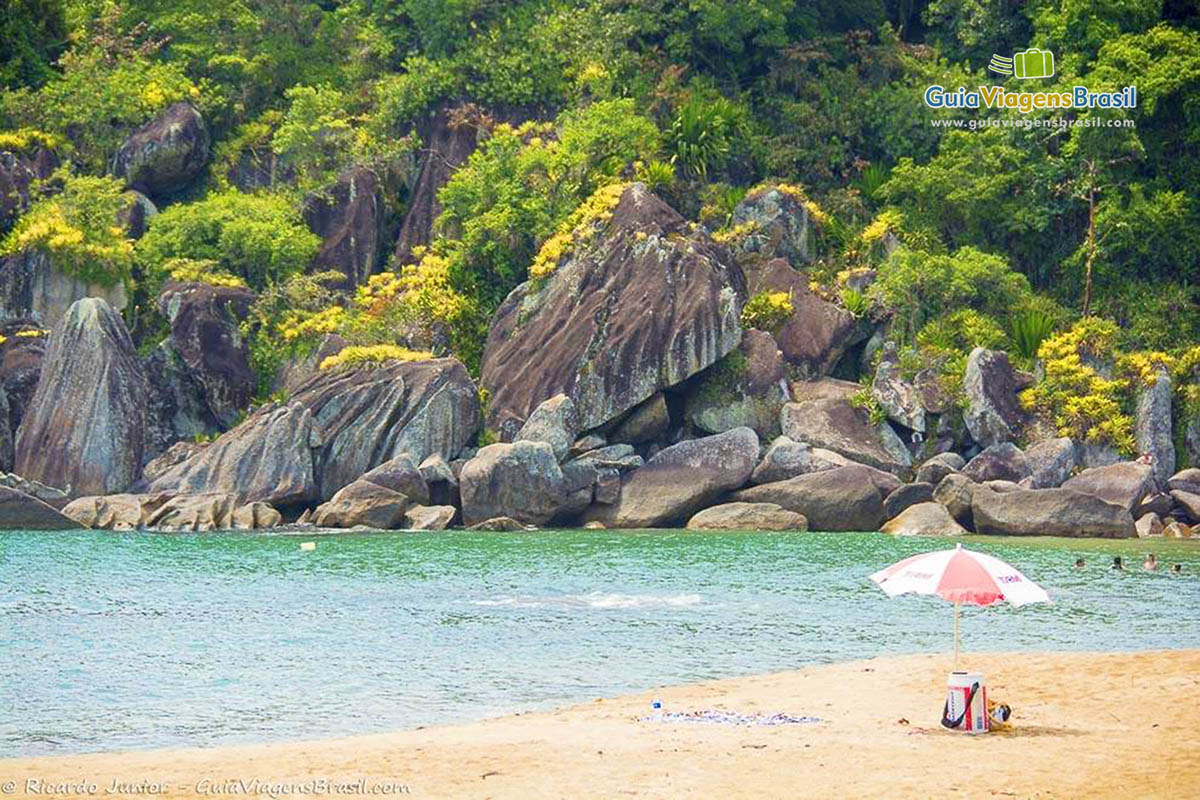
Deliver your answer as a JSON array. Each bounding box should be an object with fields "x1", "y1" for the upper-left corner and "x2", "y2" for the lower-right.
[{"x1": 869, "y1": 543, "x2": 1050, "y2": 663}]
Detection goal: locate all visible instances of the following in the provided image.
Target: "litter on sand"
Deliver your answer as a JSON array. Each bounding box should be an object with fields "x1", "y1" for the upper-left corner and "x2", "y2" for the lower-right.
[{"x1": 641, "y1": 710, "x2": 822, "y2": 726}]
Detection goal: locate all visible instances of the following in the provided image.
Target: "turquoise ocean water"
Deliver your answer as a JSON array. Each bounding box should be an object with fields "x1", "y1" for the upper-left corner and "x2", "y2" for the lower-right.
[{"x1": 1, "y1": 529, "x2": 1197, "y2": 756}]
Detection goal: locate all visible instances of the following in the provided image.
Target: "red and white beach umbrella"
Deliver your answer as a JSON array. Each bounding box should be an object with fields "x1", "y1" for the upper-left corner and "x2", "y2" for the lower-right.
[{"x1": 869, "y1": 543, "x2": 1050, "y2": 663}]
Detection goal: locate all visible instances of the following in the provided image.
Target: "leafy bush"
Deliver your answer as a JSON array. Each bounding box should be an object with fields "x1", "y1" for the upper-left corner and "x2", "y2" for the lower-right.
[
  {"x1": 668, "y1": 95, "x2": 742, "y2": 178},
  {"x1": 870, "y1": 246, "x2": 1030, "y2": 344},
  {"x1": 163, "y1": 258, "x2": 247, "y2": 288},
  {"x1": 740, "y1": 291, "x2": 794, "y2": 334},
  {"x1": 137, "y1": 190, "x2": 320, "y2": 292},
  {"x1": 0, "y1": 170, "x2": 135, "y2": 288},
  {"x1": 319, "y1": 345, "x2": 434, "y2": 371},
  {"x1": 1008, "y1": 308, "x2": 1058, "y2": 364}
]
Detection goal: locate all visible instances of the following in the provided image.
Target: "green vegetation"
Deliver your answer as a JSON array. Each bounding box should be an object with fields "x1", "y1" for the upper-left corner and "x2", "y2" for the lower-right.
[
  {"x1": 741, "y1": 291, "x2": 795, "y2": 334},
  {"x1": 1, "y1": 0, "x2": 1197, "y2": 426}
]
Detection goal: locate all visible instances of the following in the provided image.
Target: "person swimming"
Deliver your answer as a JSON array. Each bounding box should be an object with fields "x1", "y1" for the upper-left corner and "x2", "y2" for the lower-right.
[
  {"x1": 1144, "y1": 554, "x2": 1158, "y2": 571},
  {"x1": 1172, "y1": 563, "x2": 1182, "y2": 574},
  {"x1": 1074, "y1": 557, "x2": 1086, "y2": 568},
  {"x1": 1112, "y1": 556, "x2": 1124, "y2": 570}
]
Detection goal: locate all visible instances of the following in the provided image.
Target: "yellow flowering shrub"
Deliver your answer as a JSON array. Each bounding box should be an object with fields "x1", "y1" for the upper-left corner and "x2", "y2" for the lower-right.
[
  {"x1": 319, "y1": 345, "x2": 434, "y2": 371},
  {"x1": 165, "y1": 258, "x2": 248, "y2": 289},
  {"x1": 1021, "y1": 318, "x2": 1135, "y2": 454},
  {"x1": 281, "y1": 306, "x2": 346, "y2": 341},
  {"x1": 1116, "y1": 351, "x2": 1176, "y2": 386},
  {"x1": 740, "y1": 291, "x2": 794, "y2": 334},
  {"x1": 0, "y1": 129, "x2": 63, "y2": 152},
  {"x1": 530, "y1": 182, "x2": 629, "y2": 280}
]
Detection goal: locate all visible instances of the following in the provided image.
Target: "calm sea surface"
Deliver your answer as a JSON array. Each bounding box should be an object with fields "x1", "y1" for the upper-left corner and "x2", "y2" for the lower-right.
[{"x1": 2, "y1": 529, "x2": 1198, "y2": 756}]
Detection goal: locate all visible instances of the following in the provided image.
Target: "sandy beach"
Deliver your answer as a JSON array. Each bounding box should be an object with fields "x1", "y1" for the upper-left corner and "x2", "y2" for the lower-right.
[{"x1": 4, "y1": 650, "x2": 1198, "y2": 799}]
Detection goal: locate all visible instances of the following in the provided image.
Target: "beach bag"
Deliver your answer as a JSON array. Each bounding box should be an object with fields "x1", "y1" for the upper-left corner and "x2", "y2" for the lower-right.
[{"x1": 942, "y1": 671, "x2": 988, "y2": 733}]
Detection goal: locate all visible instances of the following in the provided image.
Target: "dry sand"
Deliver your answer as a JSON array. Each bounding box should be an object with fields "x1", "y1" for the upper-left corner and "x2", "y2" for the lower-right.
[{"x1": 4, "y1": 650, "x2": 1198, "y2": 799}]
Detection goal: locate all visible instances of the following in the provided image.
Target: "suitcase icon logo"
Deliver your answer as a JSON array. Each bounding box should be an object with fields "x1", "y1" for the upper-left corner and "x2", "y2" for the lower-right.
[{"x1": 988, "y1": 48, "x2": 1055, "y2": 80}]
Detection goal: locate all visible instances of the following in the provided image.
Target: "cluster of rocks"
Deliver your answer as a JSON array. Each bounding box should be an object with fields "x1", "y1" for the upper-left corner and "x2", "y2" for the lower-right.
[{"x1": 0, "y1": 169, "x2": 1196, "y2": 539}]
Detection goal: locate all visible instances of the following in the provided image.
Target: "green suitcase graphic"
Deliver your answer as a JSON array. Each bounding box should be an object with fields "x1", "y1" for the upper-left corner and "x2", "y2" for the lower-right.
[{"x1": 1013, "y1": 48, "x2": 1054, "y2": 79}]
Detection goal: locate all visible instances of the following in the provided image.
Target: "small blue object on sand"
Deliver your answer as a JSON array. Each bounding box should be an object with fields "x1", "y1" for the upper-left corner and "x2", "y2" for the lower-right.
[{"x1": 641, "y1": 710, "x2": 821, "y2": 726}]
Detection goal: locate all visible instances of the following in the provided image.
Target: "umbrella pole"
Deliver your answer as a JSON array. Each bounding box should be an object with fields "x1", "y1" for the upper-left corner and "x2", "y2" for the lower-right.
[{"x1": 953, "y1": 601, "x2": 961, "y2": 668}]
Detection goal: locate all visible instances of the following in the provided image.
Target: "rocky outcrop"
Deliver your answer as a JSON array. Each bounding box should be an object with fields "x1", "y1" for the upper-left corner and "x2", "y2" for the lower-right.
[
  {"x1": 1024, "y1": 437, "x2": 1076, "y2": 489},
  {"x1": 467, "y1": 516, "x2": 530, "y2": 532},
  {"x1": 1168, "y1": 468, "x2": 1200, "y2": 495},
  {"x1": 881, "y1": 502, "x2": 967, "y2": 537},
  {"x1": 1134, "y1": 368, "x2": 1174, "y2": 486},
  {"x1": 0, "y1": 320, "x2": 47, "y2": 435},
  {"x1": 144, "y1": 282, "x2": 255, "y2": 455},
  {"x1": 460, "y1": 440, "x2": 566, "y2": 526},
  {"x1": 883, "y1": 482, "x2": 935, "y2": 521},
  {"x1": 685, "y1": 502, "x2": 807, "y2": 531},
  {"x1": 231, "y1": 501, "x2": 282, "y2": 530},
  {"x1": 731, "y1": 185, "x2": 813, "y2": 265},
  {"x1": 962, "y1": 443, "x2": 1031, "y2": 483},
  {"x1": 781, "y1": 379, "x2": 911, "y2": 474},
  {"x1": 741, "y1": 258, "x2": 861, "y2": 377},
  {"x1": 0, "y1": 485, "x2": 77, "y2": 529},
  {"x1": 1061, "y1": 462, "x2": 1154, "y2": 514},
  {"x1": 971, "y1": 487, "x2": 1134, "y2": 538},
  {"x1": 403, "y1": 504, "x2": 456, "y2": 531},
  {"x1": 730, "y1": 464, "x2": 885, "y2": 532},
  {"x1": 145, "y1": 402, "x2": 316, "y2": 506},
  {"x1": 314, "y1": 479, "x2": 409, "y2": 529},
  {"x1": 62, "y1": 493, "x2": 159, "y2": 530},
  {"x1": 872, "y1": 344, "x2": 924, "y2": 433},
  {"x1": 394, "y1": 103, "x2": 486, "y2": 266},
  {"x1": 515, "y1": 394, "x2": 578, "y2": 462},
  {"x1": 0, "y1": 249, "x2": 128, "y2": 330},
  {"x1": 0, "y1": 143, "x2": 58, "y2": 234},
  {"x1": 750, "y1": 436, "x2": 812, "y2": 484},
  {"x1": 583, "y1": 427, "x2": 758, "y2": 528},
  {"x1": 685, "y1": 330, "x2": 787, "y2": 439},
  {"x1": 112, "y1": 102, "x2": 209, "y2": 197},
  {"x1": 963, "y1": 348, "x2": 1025, "y2": 447},
  {"x1": 303, "y1": 167, "x2": 386, "y2": 289},
  {"x1": 480, "y1": 183, "x2": 744, "y2": 436},
  {"x1": 147, "y1": 357, "x2": 480, "y2": 505},
  {"x1": 1135, "y1": 512, "x2": 1163, "y2": 538},
  {"x1": 1169, "y1": 490, "x2": 1200, "y2": 523},
  {"x1": 15, "y1": 298, "x2": 147, "y2": 496}
]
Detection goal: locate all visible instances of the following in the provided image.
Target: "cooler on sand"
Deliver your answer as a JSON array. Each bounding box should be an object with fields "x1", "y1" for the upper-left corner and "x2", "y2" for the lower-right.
[{"x1": 943, "y1": 671, "x2": 988, "y2": 733}]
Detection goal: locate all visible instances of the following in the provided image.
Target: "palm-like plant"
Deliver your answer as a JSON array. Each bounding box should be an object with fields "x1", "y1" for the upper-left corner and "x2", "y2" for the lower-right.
[
  {"x1": 1009, "y1": 308, "x2": 1057, "y2": 361},
  {"x1": 668, "y1": 97, "x2": 738, "y2": 178}
]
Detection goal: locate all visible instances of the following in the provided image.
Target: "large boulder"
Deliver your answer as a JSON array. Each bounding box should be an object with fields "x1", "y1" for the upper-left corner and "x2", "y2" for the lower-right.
[
  {"x1": 1167, "y1": 468, "x2": 1200, "y2": 495},
  {"x1": 607, "y1": 393, "x2": 669, "y2": 446},
  {"x1": 750, "y1": 436, "x2": 812, "y2": 484},
  {"x1": 0, "y1": 319, "x2": 47, "y2": 434},
  {"x1": 15, "y1": 298, "x2": 146, "y2": 496},
  {"x1": 781, "y1": 379, "x2": 912, "y2": 474},
  {"x1": 961, "y1": 443, "x2": 1031, "y2": 484},
  {"x1": 872, "y1": 344, "x2": 925, "y2": 433},
  {"x1": 303, "y1": 167, "x2": 387, "y2": 289},
  {"x1": 1169, "y1": 490, "x2": 1200, "y2": 523},
  {"x1": 112, "y1": 102, "x2": 209, "y2": 197},
  {"x1": 582, "y1": 427, "x2": 759, "y2": 528},
  {"x1": 515, "y1": 394, "x2": 578, "y2": 462},
  {"x1": 359, "y1": 454, "x2": 430, "y2": 505},
  {"x1": 741, "y1": 257, "x2": 861, "y2": 377},
  {"x1": 685, "y1": 502, "x2": 807, "y2": 531},
  {"x1": 403, "y1": 504, "x2": 456, "y2": 531},
  {"x1": 971, "y1": 487, "x2": 1135, "y2": 538},
  {"x1": 881, "y1": 502, "x2": 968, "y2": 537},
  {"x1": 730, "y1": 464, "x2": 885, "y2": 532},
  {"x1": 147, "y1": 357, "x2": 480, "y2": 505},
  {"x1": 0, "y1": 142, "x2": 58, "y2": 234},
  {"x1": 1133, "y1": 367, "x2": 1174, "y2": 486},
  {"x1": 934, "y1": 473, "x2": 977, "y2": 530},
  {"x1": 0, "y1": 485, "x2": 77, "y2": 529},
  {"x1": 314, "y1": 479, "x2": 409, "y2": 529},
  {"x1": 963, "y1": 348, "x2": 1025, "y2": 447},
  {"x1": 146, "y1": 492, "x2": 240, "y2": 531},
  {"x1": 883, "y1": 482, "x2": 935, "y2": 521},
  {"x1": 730, "y1": 185, "x2": 813, "y2": 265},
  {"x1": 62, "y1": 493, "x2": 159, "y2": 530},
  {"x1": 0, "y1": 249, "x2": 128, "y2": 331},
  {"x1": 1061, "y1": 462, "x2": 1154, "y2": 514},
  {"x1": 480, "y1": 183, "x2": 744, "y2": 436},
  {"x1": 1024, "y1": 437, "x2": 1076, "y2": 489},
  {"x1": 685, "y1": 330, "x2": 787, "y2": 439},
  {"x1": 156, "y1": 281, "x2": 255, "y2": 428},
  {"x1": 916, "y1": 452, "x2": 964, "y2": 486},
  {"x1": 460, "y1": 440, "x2": 566, "y2": 526}
]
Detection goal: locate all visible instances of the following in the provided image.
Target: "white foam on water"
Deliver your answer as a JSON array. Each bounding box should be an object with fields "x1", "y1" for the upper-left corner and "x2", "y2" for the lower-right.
[{"x1": 472, "y1": 591, "x2": 702, "y2": 609}]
